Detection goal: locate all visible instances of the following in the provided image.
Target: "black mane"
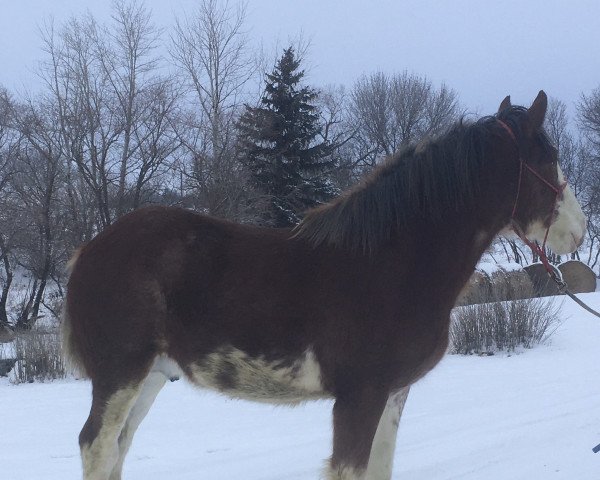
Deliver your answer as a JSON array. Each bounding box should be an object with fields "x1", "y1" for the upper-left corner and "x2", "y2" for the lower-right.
[{"x1": 295, "y1": 106, "x2": 544, "y2": 253}]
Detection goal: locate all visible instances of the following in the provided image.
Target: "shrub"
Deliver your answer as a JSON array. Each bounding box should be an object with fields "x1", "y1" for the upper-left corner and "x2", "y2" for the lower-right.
[
  {"x1": 0, "y1": 341, "x2": 17, "y2": 377},
  {"x1": 450, "y1": 275, "x2": 562, "y2": 355},
  {"x1": 11, "y1": 328, "x2": 66, "y2": 383}
]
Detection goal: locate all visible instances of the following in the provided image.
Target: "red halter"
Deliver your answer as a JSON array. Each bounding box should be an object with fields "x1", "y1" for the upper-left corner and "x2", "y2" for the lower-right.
[{"x1": 497, "y1": 119, "x2": 568, "y2": 283}]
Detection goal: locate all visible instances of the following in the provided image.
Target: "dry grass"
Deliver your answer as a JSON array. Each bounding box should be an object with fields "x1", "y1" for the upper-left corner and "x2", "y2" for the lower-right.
[{"x1": 10, "y1": 328, "x2": 66, "y2": 383}]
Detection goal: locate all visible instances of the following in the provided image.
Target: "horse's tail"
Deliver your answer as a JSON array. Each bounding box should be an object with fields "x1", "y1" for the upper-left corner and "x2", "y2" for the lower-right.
[{"x1": 61, "y1": 246, "x2": 88, "y2": 378}]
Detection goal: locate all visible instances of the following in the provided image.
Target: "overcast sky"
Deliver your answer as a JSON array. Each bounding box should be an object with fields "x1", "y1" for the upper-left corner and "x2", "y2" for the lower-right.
[{"x1": 1, "y1": 0, "x2": 599, "y2": 117}]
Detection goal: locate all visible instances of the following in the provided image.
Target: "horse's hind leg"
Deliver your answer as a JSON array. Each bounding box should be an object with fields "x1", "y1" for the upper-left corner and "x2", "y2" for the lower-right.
[
  {"x1": 325, "y1": 386, "x2": 389, "y2": 480},
  {"x1": 108, "y1": 371, "x2": 167, "y2": 480},
  {"x1": 80, "y1": 380, "x2": 145, "y2": 480},
  {"x1": 365, "y1": 386, "x2": 410, "y2": 480}
]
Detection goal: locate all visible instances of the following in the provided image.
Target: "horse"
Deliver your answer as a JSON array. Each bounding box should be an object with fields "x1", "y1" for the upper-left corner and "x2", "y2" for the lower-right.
[{"x1": 63, "y1": 91, "x2": 586, "y2": 480}]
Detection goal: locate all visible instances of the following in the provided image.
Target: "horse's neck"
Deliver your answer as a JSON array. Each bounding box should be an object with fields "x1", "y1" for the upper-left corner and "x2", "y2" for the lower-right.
[{"x1": 382, "y1": 188, "x2": 509, "y2": 303}]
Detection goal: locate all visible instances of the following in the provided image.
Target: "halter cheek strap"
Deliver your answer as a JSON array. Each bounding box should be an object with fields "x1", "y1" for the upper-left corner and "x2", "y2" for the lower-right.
[
  {"x1": 497, "y1": 119, "x2": 567, "y2": 283},
  {"x1": 497, "y1": 119, "x2": 567, "y2": 230}
]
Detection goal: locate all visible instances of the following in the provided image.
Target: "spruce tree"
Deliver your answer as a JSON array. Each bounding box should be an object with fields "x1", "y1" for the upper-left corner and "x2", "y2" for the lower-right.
[{"x1": 237, "y1": 47, "x2": 337, "y2": 227}]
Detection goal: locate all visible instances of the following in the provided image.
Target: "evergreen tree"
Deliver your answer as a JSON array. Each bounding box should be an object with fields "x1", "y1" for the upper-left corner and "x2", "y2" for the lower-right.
[{"x1": 237, "y1": 47, "x2": 337, "y2": 227}]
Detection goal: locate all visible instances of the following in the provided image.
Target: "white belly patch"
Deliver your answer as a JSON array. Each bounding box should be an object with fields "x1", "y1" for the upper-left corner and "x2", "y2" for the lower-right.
[{"x1": 188, "y1": 347, "x2": 327, "y2": 404}]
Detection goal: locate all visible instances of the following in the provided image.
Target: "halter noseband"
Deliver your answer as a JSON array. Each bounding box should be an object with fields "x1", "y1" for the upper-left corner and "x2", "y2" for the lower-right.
[{"x1": 497, "y1": 119, "x2": 567, "y2": 281}]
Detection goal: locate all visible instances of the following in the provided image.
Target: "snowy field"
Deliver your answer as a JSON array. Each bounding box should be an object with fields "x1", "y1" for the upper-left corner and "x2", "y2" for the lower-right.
[{"x1": 3, "y1": 293, "x2": 600, "y2": 480}]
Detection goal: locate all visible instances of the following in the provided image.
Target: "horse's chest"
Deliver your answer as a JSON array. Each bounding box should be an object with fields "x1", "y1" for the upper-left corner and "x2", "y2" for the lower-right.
[
  {"x1": 187, "y1": 347, "x2": 327, "y2": 404},
  {"x1": 410, "y1": 333, "x2": 449, "y2": 384}
]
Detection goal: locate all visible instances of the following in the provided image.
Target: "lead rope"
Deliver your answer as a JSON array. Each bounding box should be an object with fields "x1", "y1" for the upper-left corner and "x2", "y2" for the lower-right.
[
  {"x1": 513, "y1": 229, "x2": 600, "y2": 322},
  {"x1": 498, "y1": 119, "x2": 600, "y2": 453}
]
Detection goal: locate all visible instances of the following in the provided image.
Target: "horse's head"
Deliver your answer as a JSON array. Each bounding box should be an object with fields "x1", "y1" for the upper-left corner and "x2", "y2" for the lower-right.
[{"x1": 498, "y1": 91, "x2": 586, "y2": 255}]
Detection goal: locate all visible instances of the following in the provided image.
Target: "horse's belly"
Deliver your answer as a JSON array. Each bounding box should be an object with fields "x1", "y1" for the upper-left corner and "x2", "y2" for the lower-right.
[{"x1": 186, "y1": 347, "x2": 328, "y2": 404}]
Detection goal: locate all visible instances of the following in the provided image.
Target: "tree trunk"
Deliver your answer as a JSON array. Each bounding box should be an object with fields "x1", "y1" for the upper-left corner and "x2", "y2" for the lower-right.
[
  {"x1": 29, "y1": 273, "x2": 48, "y2": 328},
  {"x1": 0, "y1": 236, "x2": 13, "y2": 328},
  {"x1": 15, "y1": 278, "x2": 38, "y2": 331},
  {"x1": 0, "y1": 267, "x2": 12, "y2": 328}
]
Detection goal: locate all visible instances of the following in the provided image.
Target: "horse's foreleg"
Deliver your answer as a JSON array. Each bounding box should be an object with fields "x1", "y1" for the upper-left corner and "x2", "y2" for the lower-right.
[
  {"x1": 365, "y1": 386, "x2": 410, "y2": 480},
  {"x1": 108, "y1": 371, "x2": 167, "y2": 480},
  {"x1": 325, "y1": 386, "x2": 389, "y2": 480}
]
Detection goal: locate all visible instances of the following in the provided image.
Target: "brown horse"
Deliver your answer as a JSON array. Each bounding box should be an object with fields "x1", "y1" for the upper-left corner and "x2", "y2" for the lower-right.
[{"x1": 63, "y1": 91, "x2": 585, "y2": 480}]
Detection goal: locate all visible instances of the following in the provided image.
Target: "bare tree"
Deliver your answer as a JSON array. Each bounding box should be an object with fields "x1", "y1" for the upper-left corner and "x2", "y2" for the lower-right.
[
  {"x1": 543, "y1": 95, "x2": 600, "y2": 266},
  {"x1": 37, "y1": 3, "x2": 179, "y2": 230},
  {"x1": 9, "y1": 96, "x2": 67, "y2": 330},
  {"x1": 390, "y1": 72, "x2": 432, "y2": 145},
  {"x1": 171, "y1": 0, "x2": 253, "y2": 158},
  {"x1": 350, "y1": 72, "x2": 395, "y2": 162},
  {"x1": 545, "y1": 98, "x2": 569, "y2": 149},
  {"x1": 129, "y1": 81, "x2": 182, "y2": 208},
  {"x1": 315, "y1": 84, "x2": 357, "y2": 189},
  {"x1": 0, "y1": 88, "x2": 20, "y2": 329},
  {"x1": 94, "y1": 0, "x2": 167, "y2": 216},
  {"x1": 578, "y1": 86, "x2": 600, "y2": 150},
  {"x1": 348, "y1": 71, "x2": 460, "y2": 171},
  {"x1": 423, "y1": 83, "x2": 461, "y2": 137},
  {"x1": 550, "y1": 99, "x2": 593, "y2": 197},
  {"x1": 36, "y1": 18, "x2": 97, "y2": 242},
  {"x1": 0, "y1": 3, "x2": 185, "y2": 328},
  {"x1": 39, "y1": 15, "x2": 117, "y2": 228},
  {"x1": 171, "y1": 0, "x2": 260, "y2": 221}
]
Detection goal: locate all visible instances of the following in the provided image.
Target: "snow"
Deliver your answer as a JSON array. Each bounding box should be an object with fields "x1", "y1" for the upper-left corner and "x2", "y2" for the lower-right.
[
  {"x1": 3, "y1": 294, "x2": 600, "y2": 479},
  {"x1": 477, "y1": 260, "x2": 524, "y2": 276}
]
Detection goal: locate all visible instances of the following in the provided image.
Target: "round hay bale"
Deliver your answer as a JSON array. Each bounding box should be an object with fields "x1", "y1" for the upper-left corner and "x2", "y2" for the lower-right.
[
  {"x1": 490, "y1": 269, "x2": 534, "y2": 301},
  {"x1": 558, "y1": 260, "x2": 597, "y2": 293},
  {"x1": 524, "y1": 263, "x2": 561, "y2": 297},
  {"x1": 456, "y1": 270, "x2": 491, "y2": 306}
]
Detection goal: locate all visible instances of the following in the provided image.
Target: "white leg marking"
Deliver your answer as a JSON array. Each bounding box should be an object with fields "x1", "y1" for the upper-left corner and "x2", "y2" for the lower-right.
[
  {"x1": 365, "y1": 387, "x2": 410, "y2": 480},
  {"x1": 323, "y1": 465, "x2": 366, "y2": 480},
  {"x1": 109, "y1": 372, "x2": 167, "y2": 480},
  {"x1": 82, "y1": 387, "x2": 142, "y2": 480}
]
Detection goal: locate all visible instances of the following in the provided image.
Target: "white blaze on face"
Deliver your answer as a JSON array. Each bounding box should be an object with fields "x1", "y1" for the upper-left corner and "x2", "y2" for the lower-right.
[{"x1": 526, "y1": 165, "x2": 586, "y2": 255}]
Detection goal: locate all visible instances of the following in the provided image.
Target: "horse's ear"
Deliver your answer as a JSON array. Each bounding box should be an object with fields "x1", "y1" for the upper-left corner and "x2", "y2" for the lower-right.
[
  {"x1": 527, "y1": 90, "x2": 548, "y2": 133},
  {"x1": 498, "y1": 95, "x2": 511, "y2": 113}
]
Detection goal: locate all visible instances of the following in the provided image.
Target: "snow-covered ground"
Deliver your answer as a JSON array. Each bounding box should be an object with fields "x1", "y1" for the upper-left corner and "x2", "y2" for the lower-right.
[{"x1": 2, "y1": 294, "x2": 600, "y2": 480}]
